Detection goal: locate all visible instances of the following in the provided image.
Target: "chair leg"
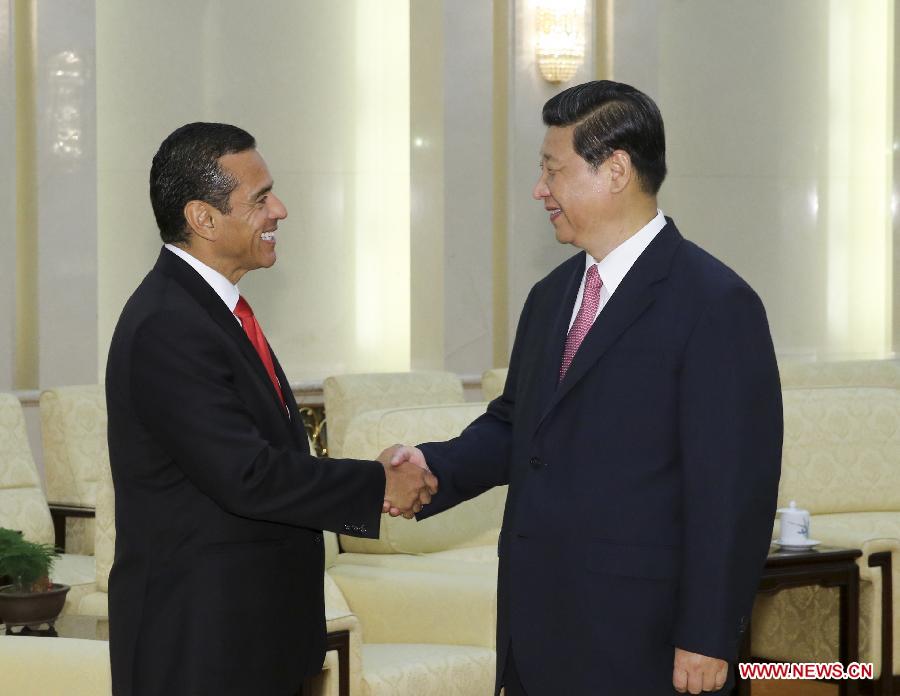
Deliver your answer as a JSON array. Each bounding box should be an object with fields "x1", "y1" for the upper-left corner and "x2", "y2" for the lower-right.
[{"x1": 868, "y1": 553, "x2": 893, "y2": 696}]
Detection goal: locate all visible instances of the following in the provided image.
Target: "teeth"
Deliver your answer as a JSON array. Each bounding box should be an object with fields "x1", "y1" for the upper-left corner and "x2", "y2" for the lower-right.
[{"x1": 261, "y1": 232, "x2": 275, "y2": 241}]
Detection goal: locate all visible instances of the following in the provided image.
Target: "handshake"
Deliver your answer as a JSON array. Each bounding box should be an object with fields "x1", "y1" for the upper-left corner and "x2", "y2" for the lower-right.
[{"x1": 377, "y1": 445, "x2": 437, "y2": 519}]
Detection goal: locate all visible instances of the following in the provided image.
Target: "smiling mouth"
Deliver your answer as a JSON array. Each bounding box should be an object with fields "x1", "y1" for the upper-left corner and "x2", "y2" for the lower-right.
[
  {"x1": 260, "y1": 231, "x2": 276, "y2": 242},
  {"x1": 547, "y1": 208, "x2": 562, "y2": 222}
]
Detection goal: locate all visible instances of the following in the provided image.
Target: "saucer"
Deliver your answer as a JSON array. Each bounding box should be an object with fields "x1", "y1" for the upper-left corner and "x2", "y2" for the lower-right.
[{"x1": 773, "y1": 538, "x2": 820, "y2": 551}]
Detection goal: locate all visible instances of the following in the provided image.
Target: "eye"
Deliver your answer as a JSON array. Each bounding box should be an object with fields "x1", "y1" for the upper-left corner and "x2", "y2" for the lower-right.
[{"x1": 256, "y1": 195, "x2": 268, "y2": 206}]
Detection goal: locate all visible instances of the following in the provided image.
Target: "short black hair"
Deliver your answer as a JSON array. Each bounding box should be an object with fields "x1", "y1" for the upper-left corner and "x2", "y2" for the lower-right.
[
  {"x1": 542, "y1": 80, "x2": 667, "y2": 194},
  {"x1": 149, "y1": 122, "x2": 256, "y2": 244}
]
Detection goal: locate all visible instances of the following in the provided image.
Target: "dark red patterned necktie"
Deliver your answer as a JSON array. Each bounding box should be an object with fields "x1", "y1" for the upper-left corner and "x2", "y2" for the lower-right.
[{"x1": 560, "y1": 264, "x2": 603, "y2": 381}]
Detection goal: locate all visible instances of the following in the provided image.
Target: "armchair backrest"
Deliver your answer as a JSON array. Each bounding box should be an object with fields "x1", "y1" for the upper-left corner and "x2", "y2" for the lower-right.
[
  {"x1": 323, "y1": 371, "x2": 465, "y2": 457},
  {"x1": 40, "y1": 385, "x2": 108, "y2": 507},
  {"x1": 779, "y1": 386, "x2": 900, "y2": 514},
  {"x1": 340, "y1": 402, "x2": 506, "y2": 554},
  {"x1": 0, "y1": 393, "x2": 54, "y2": 545}
]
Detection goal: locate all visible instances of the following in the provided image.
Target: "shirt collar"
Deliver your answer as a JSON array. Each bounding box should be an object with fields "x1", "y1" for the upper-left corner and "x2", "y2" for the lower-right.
[
  {"x1": 163, "y1": 244, "x2": 241, "y2": 313},
  {"x1": 586, "y1": 209, "x2": 666, "y2": 294}
]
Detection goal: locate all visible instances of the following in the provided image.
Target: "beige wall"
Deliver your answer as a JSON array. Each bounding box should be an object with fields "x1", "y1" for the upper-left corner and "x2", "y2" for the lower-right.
[
  {"x1": 1, "y1": 0, "x2": 15, "y2": 390},
  {"x1": 97, "y1": 0, "x2": 411, "y2": 383},
  {"x1": 504, "y1": 0, "x2": 599, "y2": 346},
  {"x1": 3, "y1": 0, "x2": 897, "y2": 400},
  {"x1": 410, "y1": 0, "x2": 445, "y2": 372},
  {"x1": 616, "y1": 0, "x2": 894, "y2": 360}
]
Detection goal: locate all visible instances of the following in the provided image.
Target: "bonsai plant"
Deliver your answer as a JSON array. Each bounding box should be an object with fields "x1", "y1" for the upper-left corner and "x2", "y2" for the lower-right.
[{"x1": 0, "y1": 527, "x2": 70, "y2": 631}]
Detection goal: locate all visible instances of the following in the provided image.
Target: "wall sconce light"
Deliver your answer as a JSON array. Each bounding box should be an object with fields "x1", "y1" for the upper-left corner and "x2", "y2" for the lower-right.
[{"x1": 535, "y1": 0, "x2": 586, "y2": 84}]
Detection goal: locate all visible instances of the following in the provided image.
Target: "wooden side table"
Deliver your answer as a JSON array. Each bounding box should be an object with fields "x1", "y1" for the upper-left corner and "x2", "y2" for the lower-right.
[{"x1": 735, "y1": 545, "x2": 862, "y2": 696}]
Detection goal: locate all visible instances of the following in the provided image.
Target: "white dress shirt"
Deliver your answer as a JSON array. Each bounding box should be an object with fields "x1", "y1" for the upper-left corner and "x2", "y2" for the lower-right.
[
  {"x1": 164, "y1": 244, "x2": 241, "y2": 323},
  {"x1": 567, "y1": 210, "x2": 667, "y2": 332}
]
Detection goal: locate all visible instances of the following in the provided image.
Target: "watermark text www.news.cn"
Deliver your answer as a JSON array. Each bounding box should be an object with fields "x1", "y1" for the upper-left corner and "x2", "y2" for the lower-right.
[{"x1": 738, "y1": 662, "x2": 874, "y2": 680}]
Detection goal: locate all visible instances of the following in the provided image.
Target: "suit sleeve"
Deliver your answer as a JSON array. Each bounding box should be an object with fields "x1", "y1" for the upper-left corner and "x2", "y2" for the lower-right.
[
  {"x1": 417, "y1": 286, "x2": 537, "y2": 519},
  {"x1": 673, "y1": 284, "x2": 783, "y2": 661},
  {"x1": 129, "y1": 310, "x2": 386, "y2": 537}
]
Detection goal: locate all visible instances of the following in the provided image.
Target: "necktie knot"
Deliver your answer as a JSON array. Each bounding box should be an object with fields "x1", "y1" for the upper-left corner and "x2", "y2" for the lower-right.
[
  {"x1": 234, "y1": 296, "x2": 253, "y2": 321},
  {"x1": 585, "y1": 264, "x2": 601, "y2": 292}
]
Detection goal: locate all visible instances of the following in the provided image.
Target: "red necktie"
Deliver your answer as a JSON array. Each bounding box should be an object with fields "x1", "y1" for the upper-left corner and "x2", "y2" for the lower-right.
[
  {"x1": 233, "y1": 296, "x2": 286, "y2": 407},
  {"x1": 560, "y1": 264, "x2": 603, "y2": 381}
]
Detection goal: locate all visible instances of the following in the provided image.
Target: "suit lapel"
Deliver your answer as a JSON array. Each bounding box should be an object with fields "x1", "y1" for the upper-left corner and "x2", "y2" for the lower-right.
[
  {"x1": 535, "y1": 221, "x2": 684, "y2": 432},
  {"x1": 155, "y1": 249, "x2": 290, "y2": 421}
]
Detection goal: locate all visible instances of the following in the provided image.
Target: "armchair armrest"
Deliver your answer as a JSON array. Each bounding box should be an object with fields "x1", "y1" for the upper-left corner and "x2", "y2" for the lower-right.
[{"x1": 48, "y1": 504, "x2": 95, "y2": 553}]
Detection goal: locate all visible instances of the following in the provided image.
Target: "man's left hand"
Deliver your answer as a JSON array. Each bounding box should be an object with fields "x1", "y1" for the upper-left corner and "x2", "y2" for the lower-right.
[{"x1": 673, "y1": 647, "x2": 728, "y2": 694}]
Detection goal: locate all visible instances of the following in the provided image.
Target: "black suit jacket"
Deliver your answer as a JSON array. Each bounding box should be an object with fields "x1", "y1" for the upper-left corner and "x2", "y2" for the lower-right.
[
  {"x1": 418, "y1": 220, "x2": 783, "y2": 695},
  {"x1": 105, "y1": 249, "x2": 385, "y2": 696}
]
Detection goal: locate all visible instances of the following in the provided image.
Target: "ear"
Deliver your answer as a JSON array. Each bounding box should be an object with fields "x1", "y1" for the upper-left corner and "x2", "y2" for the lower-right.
[
  {"x1": 607, "y1": 150, "x2": 633, "y2": 194},
  {"x1": 184, "y1": 200, "x2": 217, "y2": 242}
]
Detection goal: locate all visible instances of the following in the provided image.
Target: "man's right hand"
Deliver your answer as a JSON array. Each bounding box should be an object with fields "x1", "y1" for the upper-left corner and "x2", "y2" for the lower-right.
[{"x1": 382, "y1": 455, "x2": 438, "y2": 519}]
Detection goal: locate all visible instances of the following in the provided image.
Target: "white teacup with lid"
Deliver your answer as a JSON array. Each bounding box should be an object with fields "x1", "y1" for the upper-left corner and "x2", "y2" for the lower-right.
[{"x1": 775, "y1": 501, "x2": 819, "y2": 550}]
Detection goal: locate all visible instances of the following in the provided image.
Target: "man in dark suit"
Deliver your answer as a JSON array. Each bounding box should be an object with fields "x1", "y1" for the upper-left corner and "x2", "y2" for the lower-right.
[
  {"x1": 389, "y1": 81, "x2": 782, "y2": 694},
  {"x1": 105, "y1": 122, "x2": 436, "y2": 696}
]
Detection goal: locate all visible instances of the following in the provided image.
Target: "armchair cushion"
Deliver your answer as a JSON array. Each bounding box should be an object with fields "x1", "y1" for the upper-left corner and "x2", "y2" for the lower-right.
[
  {"x1": 361, "y1": 644, "x2": 495, "y2": 696},
  {"x1": 328, "y1": 564, "x2": 496, "y2": 648},
  {"x1": 0, "y1": 636, "x2": 111, "y2": 695}
]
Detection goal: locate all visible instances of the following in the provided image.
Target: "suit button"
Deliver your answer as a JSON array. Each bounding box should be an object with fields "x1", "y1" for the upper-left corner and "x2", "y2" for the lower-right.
[{"x1": 529, "y1": 457, "x2": 541, "y2": 469}]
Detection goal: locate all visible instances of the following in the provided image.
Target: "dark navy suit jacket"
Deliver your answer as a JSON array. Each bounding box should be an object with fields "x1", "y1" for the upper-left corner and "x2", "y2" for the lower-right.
[{"x1": 418, "y1": 220, "x2": 783, "y2": 695}]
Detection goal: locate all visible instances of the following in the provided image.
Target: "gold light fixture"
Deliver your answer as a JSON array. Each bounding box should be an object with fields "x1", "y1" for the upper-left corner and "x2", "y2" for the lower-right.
[{"x1": 535, "y1": 0, "x2": 586, "y2": 84}]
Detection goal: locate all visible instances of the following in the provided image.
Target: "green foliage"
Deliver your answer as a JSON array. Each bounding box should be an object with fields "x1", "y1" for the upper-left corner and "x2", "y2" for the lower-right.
[
  {"x1": 0, "y1": 527, "x2": 23, "y2": 555},
  {"x1": 0, "y1": 527, "x2": 59, "y2": 592}
]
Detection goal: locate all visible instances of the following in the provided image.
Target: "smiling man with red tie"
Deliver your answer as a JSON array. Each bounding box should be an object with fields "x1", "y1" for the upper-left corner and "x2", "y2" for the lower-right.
[{"x1": 105, "y1": 122, "x2": 437, "y2": 696}]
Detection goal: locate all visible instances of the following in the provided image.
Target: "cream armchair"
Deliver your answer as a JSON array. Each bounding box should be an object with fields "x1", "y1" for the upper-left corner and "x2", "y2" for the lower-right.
[
  {"x1": 752, "y1": 386, "x2": 900, "y2": 688},
  {"x1": 0, "y1": 393, "x2": 95, "y2": 615},
  {"x1": 327, "y1": 401, "x2": 504, "y2": 693},
  {"x1": 323, "y1": 371, "x2": 465, "y2": 458},
  {"x1": 40, "y1": 385, "x2": 107, "y2": 555},
  {"x1": 326, "y1": 552, "x2": 497, "y2": 696}
]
